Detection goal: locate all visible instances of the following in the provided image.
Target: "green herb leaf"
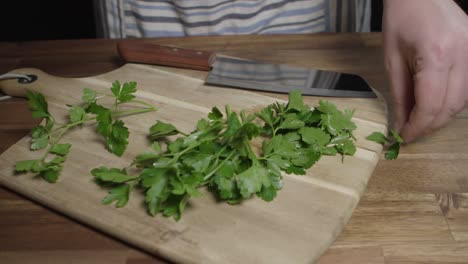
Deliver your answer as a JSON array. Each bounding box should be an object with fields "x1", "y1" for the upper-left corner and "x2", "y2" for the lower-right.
[
  {"x1": 82, "y1": 88, "x2": 97, "y2": 103},
  {"x1": 88, "y1": 103, "x2": 112, "y2": 136},
  {"x1": 385, "y1": 142, "x2": 400, "y2": 160},
  {"x1": 367, "y1": 130, "x2": 403, "y2": 160},
  {"x1": 223, "y1": 112, "x2": 242, "y2": 138},
  {"x1": 106, "y1": 120, "x2": 129, "y2": 157},
  {"x1": 299, "y1": 127, "x2": 330, "y2": 147},
  {"x1": 111, "y1": 80, "x2": 137, "y2": 103},
  {"x1": 322, "y1": 146, "x2": 338, "y2": 156},
  {"x1": 26, "y1": 90, "x2": 50, "y2": 119},
  {"x1": 149, "y1": 121, "x2": 179, "y2": 140},
  {"x1": 256, "y1": 105, "x2": 275, "y2": 127},
  {"x1": 208, "y1": 107, "x2": 223, "y2": 120},
  {"x1": 366, "y1": 131, "x2": 389, "y2": 145},
  {"x1": 30, "y1": 126, "x2": 49, "y2": 150},
  {"x1": 102, "y1": 184, "x2": 131, "y2": 208},
  {"x1": 140, "y1": 168, "x2": 169, "y2": 216},
  {"x1": 50, "y1": 156, "x2": 67, "y2": 165},
  {"x1": 286, "y1": 90, "x2": 304, "y2": 112},
  {"x1": 133, "y1": 152, "x2": 161, "y2": 168},
  {"x1": 316, "y1": 100, "x2": 338, "y2": 114},
  {"x1": 15, "y1": 160, "x2": 39, "y2": 172},
  {"x1": 278, "y1": 114, "x2": 305, "y2": 130},
  {"x1": 91, "y1": 167, "x2": 136, "y2": 183},
  {"x1": 237, "y1": 164, "x2": 269, "y2": 198},
  {"x1": 257, "y1": 185, "x2": 277, "y2": 202},
  {"x1": 39, "y1": 165, "x2": 62, "y2": 183},
  {"x1": 50, "y1": 143, "x2": 71, "y2": 156},
  {"x1": 337, "y1": 140, "x2": 357, "y2": 156},
  {"x1": 69, "y1": 105, "x2": 87, "y2": 123}
]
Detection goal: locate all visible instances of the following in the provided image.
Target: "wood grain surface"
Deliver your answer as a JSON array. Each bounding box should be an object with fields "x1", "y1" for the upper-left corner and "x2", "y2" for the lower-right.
[{"x1": 1, "y1": 33, "x2": 467, "y2": 264}]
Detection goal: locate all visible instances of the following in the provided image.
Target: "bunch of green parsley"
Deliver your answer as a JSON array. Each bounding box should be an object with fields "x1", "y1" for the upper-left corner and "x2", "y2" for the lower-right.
[{"x1": 91, "y1": 90, "x2": 360, "y2": 220}]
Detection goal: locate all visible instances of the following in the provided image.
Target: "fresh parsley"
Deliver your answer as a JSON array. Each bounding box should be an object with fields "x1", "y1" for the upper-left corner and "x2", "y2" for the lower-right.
[
  {"x1": 93, "y1": 90, "x2": 359, "y2": 220},
  {"x1": 366, "y1": 130, "x2": 404, "y2": 160},
  {"x1": 15, "y1": 81, "x2": 157, "y2": 182}
]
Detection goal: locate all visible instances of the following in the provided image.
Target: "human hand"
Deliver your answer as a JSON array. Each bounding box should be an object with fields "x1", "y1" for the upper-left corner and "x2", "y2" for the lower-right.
[{"x1": 383, "y1": 0, "x2": 468, "y2": 142}]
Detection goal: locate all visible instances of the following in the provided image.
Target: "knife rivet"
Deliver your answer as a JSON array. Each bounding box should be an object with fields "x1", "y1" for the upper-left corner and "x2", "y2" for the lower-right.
[
  {"x1": 196, "y1": 51, "x2": 203, "y2": 55},
  {"x1": 172, "y1": 48, "x2": 178, "y2": 52}
]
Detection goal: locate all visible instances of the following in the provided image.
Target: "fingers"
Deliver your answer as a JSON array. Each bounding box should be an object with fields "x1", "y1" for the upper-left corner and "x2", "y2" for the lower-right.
[
  {"x1": 400, "y1": 67, "x2": 449, "y2": 142},
  {"x1": 385, "y1": 53, "x2": 414, "y2": 133},
  {"x1": 431, "y1": 62, "x2": 467, "y2": 130}
]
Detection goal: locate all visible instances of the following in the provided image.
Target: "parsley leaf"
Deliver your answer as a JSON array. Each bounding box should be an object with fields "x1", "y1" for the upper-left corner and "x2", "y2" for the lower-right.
[
  {"x1": 278, "y1": 114, "x2": 305, "y2": 130},
  {"x1": 106, "y1": 120, "x2": 129, "y2": 157},
  {"x1": 26, "y1": 90, "x2": 50, "y2": 119},
  {"x1": 366, "y1": 131, "x2": 389, "y2": 145},
  {"x1": 82, "y1": 88, "x2": 97, "y2": 104},
  {"x1": 69, "y1": 105, "x2": 87, "y2": 123},
  {"x1": 140, "y1": 168, "x2": 169, "y2": 216},
  {"x1": 92, "y1": 167, "x2": 136, "y2": 183},
  {"x1": 149, "y1": 121, "x2": 179, "y2": 140},
  {"x1": 111, "y1": 80, "x2": 137, "y2": 103},
  {"x1": 102, "y1": 184, "x2": 131, "y2": 208},
  {"x1": 50, "y1": 143, "x2": 71, "y2": 156},
  {"x1": 39, "y1": 164, "x2": 62, "y2": 183},
  {"x1": 366, "y1": 130, "x2": 404, "y2": 160},
  {"x1": 257, "y1": 185, "x2": 277, "y2": 202},
  {"x1": 88, "y1": 102, "x2": 112, "y2": 136},
  {"x1": 237, "y1": 164, "x2": 268, "y2": 198},
  {"x1": 208, "y1": 107, "x2": 223, "y2": 120},
  {"x1": 15, "y1": 160, "x2": 40, "y2": 172},
  {"x1": 299, "y1": 127, "x2": 330, "y2": 148},
  {"x1": 30, "y1": 126, "x2": 49, "y2": 150},
  {"x1": 286, "y1": 90, "x2": 305, "y2": 112},
  {"x1": 256, "y1": 105, "x2": 275, "y2": 127},
  {"x1": 385, "y1": 142, "x2": 400, "y2": 160}
]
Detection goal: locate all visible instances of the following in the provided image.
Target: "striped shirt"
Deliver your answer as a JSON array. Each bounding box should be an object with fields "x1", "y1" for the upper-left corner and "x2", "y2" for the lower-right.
[{"x1": 94, "y1": 0, "x2": 371, "y2": 38}]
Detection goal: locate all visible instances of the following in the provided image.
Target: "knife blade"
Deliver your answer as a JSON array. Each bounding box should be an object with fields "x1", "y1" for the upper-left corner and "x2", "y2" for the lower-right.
[{"x1": 117, "y1": 42, "x2": 376, "y2": 98}]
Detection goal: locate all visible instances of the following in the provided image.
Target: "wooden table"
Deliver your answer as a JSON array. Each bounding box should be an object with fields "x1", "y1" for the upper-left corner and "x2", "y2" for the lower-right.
[{"x1": 1, "y1": 33, "x2": 467, "y2": 264}]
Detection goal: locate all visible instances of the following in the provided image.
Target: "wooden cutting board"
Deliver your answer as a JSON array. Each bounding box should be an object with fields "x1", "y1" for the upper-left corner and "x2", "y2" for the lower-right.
[{"x1": 0, "y1": 63, "x2": 386, "y2": 264}]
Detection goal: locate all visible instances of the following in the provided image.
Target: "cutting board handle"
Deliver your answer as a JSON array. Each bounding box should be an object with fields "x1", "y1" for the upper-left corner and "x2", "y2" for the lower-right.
[
  {"x1": 0, "y1": 68, "x2": 47, "y2": 97},
  {"x1": 117, "y1": 42, "x2": 216, "y2": 71}
]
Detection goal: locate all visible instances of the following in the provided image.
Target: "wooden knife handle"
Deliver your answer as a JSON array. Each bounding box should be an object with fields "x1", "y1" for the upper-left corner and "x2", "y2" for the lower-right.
[
  {"x1": 117, "y1": 42, "x2": 215, "y2": 71},
  {"x1": 0, "y1": 68, "x2": 46, "y2": 98}
]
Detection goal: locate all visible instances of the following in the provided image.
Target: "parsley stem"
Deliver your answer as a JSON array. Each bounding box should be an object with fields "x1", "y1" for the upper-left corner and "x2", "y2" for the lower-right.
[
  {"x1": 41, "y1": 116, "x2": 100, "y2": 162},
  {"x1": 203, "y1": 151, "x2": 235, "y2": 181},
  {"x1": 112, "y1": 107, "x2": 157, "y2": 117},
  {"x1": 50, "y1": 117, "x2": 97, "y2": 134},
  {"x1": 114, "y1": 98, "x2": 118, "y2": 113},
  {"x1": 119, "y1": 99, "x2": 157, "y2": 110},
  {"x1": 171, "y1": 143, "x2": 201, "y2": 163},
  {"x1": 258, "y1": 152, "x2": 274, "y2": 160},
  {"x1": 95, "y1": 92, "x2": 114, "y2": 98},
  {"x1": 272, "y1": 127, "x2": 280, "y2": 136},
  {"x1": 244, "y1": 139, "x2": 258, "y2": 162},
  {"x1": 95, "y1": 92, "x2": 157, "y2": 111},
  {"x1": 178, "y1": 131, "x2": 189, "y2": 137},
  {"x1": 40, "y1": 125, "x2": 69, "y2": 162}
]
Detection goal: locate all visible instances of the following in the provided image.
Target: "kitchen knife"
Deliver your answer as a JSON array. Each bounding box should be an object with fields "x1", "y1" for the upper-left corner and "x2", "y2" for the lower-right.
[{"x1": 117, "y1": 42, "x2": 376, "y2": 98}]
